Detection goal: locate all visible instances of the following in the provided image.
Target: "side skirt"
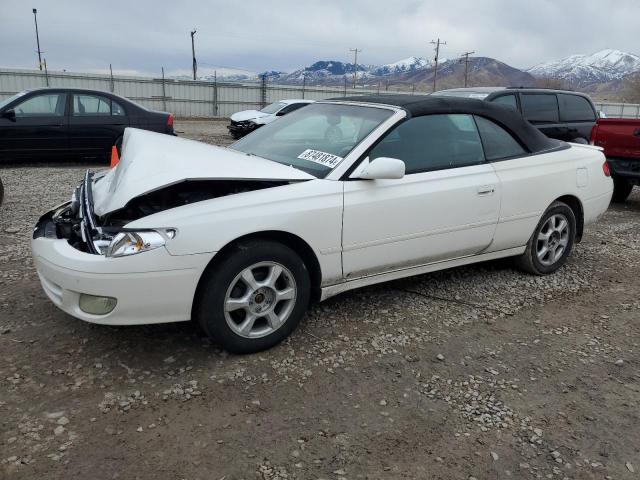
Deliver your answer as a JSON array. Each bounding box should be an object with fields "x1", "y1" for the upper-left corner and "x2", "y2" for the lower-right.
[{"x1": 319, "y1": 246, "x2": 526, "y2": 301}]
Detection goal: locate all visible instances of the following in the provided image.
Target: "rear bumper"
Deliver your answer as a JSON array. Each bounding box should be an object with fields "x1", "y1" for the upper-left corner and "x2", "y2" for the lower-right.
[{"x1": 608, "y1": 157, "x2": 640, "y2": 184}]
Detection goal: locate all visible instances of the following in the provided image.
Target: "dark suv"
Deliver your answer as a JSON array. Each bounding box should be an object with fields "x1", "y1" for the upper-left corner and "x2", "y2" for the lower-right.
[{"x1": 433, "y1": 87, "x2": 598, "y2": 144}]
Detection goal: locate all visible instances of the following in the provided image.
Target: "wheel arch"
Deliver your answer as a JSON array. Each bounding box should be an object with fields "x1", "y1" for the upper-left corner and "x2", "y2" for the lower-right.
[
  {"x1": 554, "y1": 194, "x2": 584, "y2": 242},
  {"x1": 191, "y1": 230, "x2": 323, "y2": 319}
]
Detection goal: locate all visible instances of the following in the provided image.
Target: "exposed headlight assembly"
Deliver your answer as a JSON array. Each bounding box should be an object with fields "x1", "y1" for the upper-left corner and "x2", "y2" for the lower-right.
[{"x1": 105, "y1": 229, "x2": 176, "y2": 258}]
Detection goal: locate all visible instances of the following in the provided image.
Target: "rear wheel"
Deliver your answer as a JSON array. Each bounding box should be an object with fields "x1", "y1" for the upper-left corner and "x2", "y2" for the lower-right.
[
  {"x1": 611, "y1": 178, "x2": 633, "y2": 203},
  {"x1": 515, "y1": 201, "x2": 576, "y2": 275},
  {"x1": 194, "y1": 240, "x2": 310, "y2": 354}
]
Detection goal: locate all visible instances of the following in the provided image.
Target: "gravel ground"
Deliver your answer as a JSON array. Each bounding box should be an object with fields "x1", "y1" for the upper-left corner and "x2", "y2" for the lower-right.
[{"x1": 1, "y1": 120, "x2": 639, "y2": 479}]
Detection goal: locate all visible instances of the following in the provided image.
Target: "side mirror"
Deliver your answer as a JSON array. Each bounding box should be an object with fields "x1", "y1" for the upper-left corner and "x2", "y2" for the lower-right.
[
  {"x1": 1, "y1": 109, "x2": 16, "y2": 121},
  {"x1": 351, "y1": 157, "x2": 405, "y2": 180}
]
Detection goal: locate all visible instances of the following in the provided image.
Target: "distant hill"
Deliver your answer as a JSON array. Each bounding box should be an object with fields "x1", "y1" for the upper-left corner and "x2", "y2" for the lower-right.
[
  {"x1": 527, "y1": 49, "x2": 640, "y2": 89},
  {"x1": 174, "y1": 49, "x2": 640, "y2": 99}
]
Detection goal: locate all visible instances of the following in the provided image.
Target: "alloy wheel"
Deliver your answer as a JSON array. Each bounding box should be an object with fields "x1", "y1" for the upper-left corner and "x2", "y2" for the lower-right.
[
  {"x1": 536, "y1": 213, "x2": 570, "y2": 266},
  {"x1": 223, "y1": 261, "x2": 297, "y2": 339}
]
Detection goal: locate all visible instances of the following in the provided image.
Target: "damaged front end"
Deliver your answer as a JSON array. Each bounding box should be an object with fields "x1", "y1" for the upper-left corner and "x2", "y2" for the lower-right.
[{"x1": 34, "y1": 169, "x2": 288, "y2": 256}]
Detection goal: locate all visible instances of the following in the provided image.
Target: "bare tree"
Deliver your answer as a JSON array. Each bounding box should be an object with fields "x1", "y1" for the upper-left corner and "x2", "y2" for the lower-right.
[
  {"x1": 535, "y1": 76, "x2": 568, "y2": 89},
  {"x1": 622, "y1": 73, "x2": 640, "y2": 103}
]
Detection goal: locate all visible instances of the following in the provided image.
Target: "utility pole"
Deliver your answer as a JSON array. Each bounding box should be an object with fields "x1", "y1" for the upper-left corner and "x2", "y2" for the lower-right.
[
  {"x1": 32, "y1": 8, "x2": 43, "y2": 70},
  {"x1": 302, "y1": 72, "x2": 307, "y2": 99},
  {"x1": 190, "y1": 29, "x2": 197, "y2": 80},
  {"x1": 430, "y1": 38, "x2": 446, "y2": 92},
  {"x1": 349, "y1": 48, "x2": 361, "y2": 88},
  {"x1": 460, "y1": 51, "x2": 475, "y2": 87},
  {"x1": 109, "y1": 63, "x2": 114, "y2": 92}
]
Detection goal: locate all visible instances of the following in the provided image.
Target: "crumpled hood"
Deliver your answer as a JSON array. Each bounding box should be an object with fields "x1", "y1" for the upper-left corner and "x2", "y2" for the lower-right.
[
  {"x1": 92, "y1": 128, "x2": 313, "y2": 216},
  {"x1": 230, "y1": 110, "x2": 269, "y2": 122}
]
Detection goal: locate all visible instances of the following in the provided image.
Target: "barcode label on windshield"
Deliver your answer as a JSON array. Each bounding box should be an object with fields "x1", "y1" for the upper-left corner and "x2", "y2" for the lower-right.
[{"x1": 297, "y1": 149, "x2": 343, "y2": 168}]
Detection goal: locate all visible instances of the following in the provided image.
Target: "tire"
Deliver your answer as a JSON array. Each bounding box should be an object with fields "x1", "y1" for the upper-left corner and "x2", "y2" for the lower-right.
[
  {"x1": 194, "y1": 240, "x2": 311, "y2": 354},
  {"x1": 611, "y1": 178, "x2": 633, "y2": 203},
  {"x1": 515, "y1": 201, "x2": 576, "y2": 275}
]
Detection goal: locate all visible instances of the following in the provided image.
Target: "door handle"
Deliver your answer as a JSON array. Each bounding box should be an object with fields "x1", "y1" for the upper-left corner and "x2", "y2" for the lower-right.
[{"x1": 477, "y1": 186, "x2": 495, "y2": 196}]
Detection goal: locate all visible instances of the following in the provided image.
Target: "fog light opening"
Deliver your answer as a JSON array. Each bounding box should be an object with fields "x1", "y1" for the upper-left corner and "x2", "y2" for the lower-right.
[{"x1": 79, "y1": 294, "x2": 117, "y2": 315}]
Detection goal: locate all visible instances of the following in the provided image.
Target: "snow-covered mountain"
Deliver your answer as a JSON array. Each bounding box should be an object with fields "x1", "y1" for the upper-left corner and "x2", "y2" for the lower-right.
[
  {"x1": 371, "y1": 56, "x2": 430, "y2": 76},
  {"x1": 527, "y1": 49, "x2": 640, "y2": 87}
]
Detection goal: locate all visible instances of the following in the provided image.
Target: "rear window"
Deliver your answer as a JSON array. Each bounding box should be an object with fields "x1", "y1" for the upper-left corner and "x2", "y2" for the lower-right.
[
  {"x1": 521, "y1": 94, "x2": 559, "y2": 123},
  {"x1": 558, "y1": 94, "x2": 595, "y2": 122},
  {"x1": 475, "y1": 116, "x2": 526, "y2": 160}
]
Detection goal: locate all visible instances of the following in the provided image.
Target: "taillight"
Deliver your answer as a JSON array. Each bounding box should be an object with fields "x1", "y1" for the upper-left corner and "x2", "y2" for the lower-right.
[
  {"x1": 589, "y1": 124, "x2": 597, "y2": 145},
  {"x1": 167, "y1": 114, "x2": 174, "y2": 129},
  {"x1": 602, "y1": 160, "x2": 611, "y2": 177}
]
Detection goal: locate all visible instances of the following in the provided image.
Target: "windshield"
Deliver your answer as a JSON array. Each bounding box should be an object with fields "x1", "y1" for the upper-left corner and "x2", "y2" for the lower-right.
[
  {"x1": 0, "y1": 91, "x2": 28, "y2": 111},
  {"x1": 231, "y1": 103, "x2": 394, "y2": 178},
  {"x1": 260, "y1": 102, "x2": 287, "y2": 114}
]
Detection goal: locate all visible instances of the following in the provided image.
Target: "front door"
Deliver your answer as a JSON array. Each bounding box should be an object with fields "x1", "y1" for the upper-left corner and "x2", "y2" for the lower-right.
[
  {"x1": 342, "y1": 114, "x2": 500, "y2": 279},
  {"x1": 0, "y1": 92, "x2": 68, "y2": 159}
]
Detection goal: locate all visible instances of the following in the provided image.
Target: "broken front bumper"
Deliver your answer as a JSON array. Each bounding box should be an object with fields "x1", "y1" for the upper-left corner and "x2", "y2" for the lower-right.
[
  {"x1": 227, "y1": 120, "x2": 258, "y2": 138},
  {"x1": 31, "y1": 211, "x2": 216, "y2": 325}
]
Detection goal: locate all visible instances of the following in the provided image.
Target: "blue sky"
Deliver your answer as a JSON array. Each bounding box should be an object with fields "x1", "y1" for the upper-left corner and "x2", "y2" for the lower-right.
[{"x1": 1, "y1": 0, "x2": 638, "y2": 76}]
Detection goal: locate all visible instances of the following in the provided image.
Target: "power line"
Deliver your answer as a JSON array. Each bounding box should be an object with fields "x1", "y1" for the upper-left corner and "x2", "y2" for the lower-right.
[
  {"x1": 430, "y1": 38, "x2": 446, "y2": 92},
  {"x1": 460, "y1": 51, "x2": 475, "y2": 87},
  {"x1": 349, "y1": 48, "x2": 362, "y2": 88}
]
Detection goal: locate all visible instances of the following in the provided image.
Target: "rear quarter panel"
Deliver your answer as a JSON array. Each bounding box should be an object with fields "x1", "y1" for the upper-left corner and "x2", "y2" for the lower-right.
[{"x1": 489, "y1": 145, "x2": 612, "y2": 251}]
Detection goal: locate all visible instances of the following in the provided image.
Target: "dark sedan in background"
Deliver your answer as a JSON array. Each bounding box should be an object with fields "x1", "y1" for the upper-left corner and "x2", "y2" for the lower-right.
[{"x1": 0, "y1": 87, "x2": 175, "y2": 162}]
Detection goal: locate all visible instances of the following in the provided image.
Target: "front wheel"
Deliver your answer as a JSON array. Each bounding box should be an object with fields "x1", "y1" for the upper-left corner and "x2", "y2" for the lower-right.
[
  {"x1": 515, "y1": 201, "x2": 576, "y2": 275},
  {"x1": 194, "y1": 240, "x2": 310, "y2": 354}
]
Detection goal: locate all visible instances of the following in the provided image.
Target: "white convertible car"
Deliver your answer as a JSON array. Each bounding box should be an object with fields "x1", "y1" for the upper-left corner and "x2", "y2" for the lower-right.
[{"x1": 32, "y1": 96, "x2": 613, "y2": 353}]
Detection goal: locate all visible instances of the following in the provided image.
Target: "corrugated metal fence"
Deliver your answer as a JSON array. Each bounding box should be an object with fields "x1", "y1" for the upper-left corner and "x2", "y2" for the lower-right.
[
  {"x1": 0, "y1": 68, "x2": 397, "y2": 118},
  {"x1": 594, "y1": 102, "x2": 640, "y2": 119},
  {"x1": 2, "y1": 67, "x2": 639, "y2": 119}
]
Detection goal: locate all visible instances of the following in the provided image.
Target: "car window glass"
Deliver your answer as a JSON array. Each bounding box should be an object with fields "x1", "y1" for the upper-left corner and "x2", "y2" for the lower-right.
[
  {"x1": 491, "y1": 94, "x2": 518, "y2": 110},
  {"x1": 521, "y1": 94, "x2": 559, "y2": 123},
  {"x1": 260, "y1": 102, "x2": 286, "y2": 114},
  {"x1": 13, "y1": 93, "x2": 66, "y2": 117},
  {"x1": 112, "y1": 101, "x2": 126, "y2": 116},
  {"x1": 558, "y1": 94, "x2": 595, "y2": 122},
  {"x1": 474, "y1": 116, "x2": 527, "y2": 160},
  {"x1": 73, "y1": 94, "x2": 112, "y2": 116},
  {"x1": 369, "y1": 114, "x2": 485, "y2": 174},
  {"x1": 232, "y1": 103, "x2": 393, "y2": 178}
]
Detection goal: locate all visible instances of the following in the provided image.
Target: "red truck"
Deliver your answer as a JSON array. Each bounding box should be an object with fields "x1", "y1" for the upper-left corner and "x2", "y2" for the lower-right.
[{"x1": 591, "y1": 118, "x2": 640, "y2": 202}]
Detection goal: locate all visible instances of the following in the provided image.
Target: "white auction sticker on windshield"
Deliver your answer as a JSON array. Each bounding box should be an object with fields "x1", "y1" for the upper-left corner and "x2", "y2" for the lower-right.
[{"x1": 297, "y1": 149, "x2": 343, "y2": 168}]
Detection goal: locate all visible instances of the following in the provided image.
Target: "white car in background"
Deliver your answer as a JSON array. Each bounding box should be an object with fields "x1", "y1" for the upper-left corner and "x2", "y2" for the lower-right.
[
  {"x1": 227, "y1": 99, "x2": 314, "y2": 138},
  {"x1": 32, "y1": 96, "x2": 613, "y2": 353}
]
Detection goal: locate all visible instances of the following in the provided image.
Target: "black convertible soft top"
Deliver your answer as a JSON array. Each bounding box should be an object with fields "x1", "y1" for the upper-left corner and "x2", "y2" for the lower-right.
[{"x1": 327, "y1": 94, "x2": 563, "y2": 154}]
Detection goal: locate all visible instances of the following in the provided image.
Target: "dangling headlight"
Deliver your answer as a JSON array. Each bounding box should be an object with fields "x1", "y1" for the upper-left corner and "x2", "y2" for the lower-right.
[{"x1": 105, "y1": 229, "x2": 176, "y2": 258}]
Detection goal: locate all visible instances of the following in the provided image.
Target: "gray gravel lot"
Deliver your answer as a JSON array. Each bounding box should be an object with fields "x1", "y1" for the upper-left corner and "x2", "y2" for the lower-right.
[{"x1": 1, "y1": 120, "x2": 639, "y2": 479}]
